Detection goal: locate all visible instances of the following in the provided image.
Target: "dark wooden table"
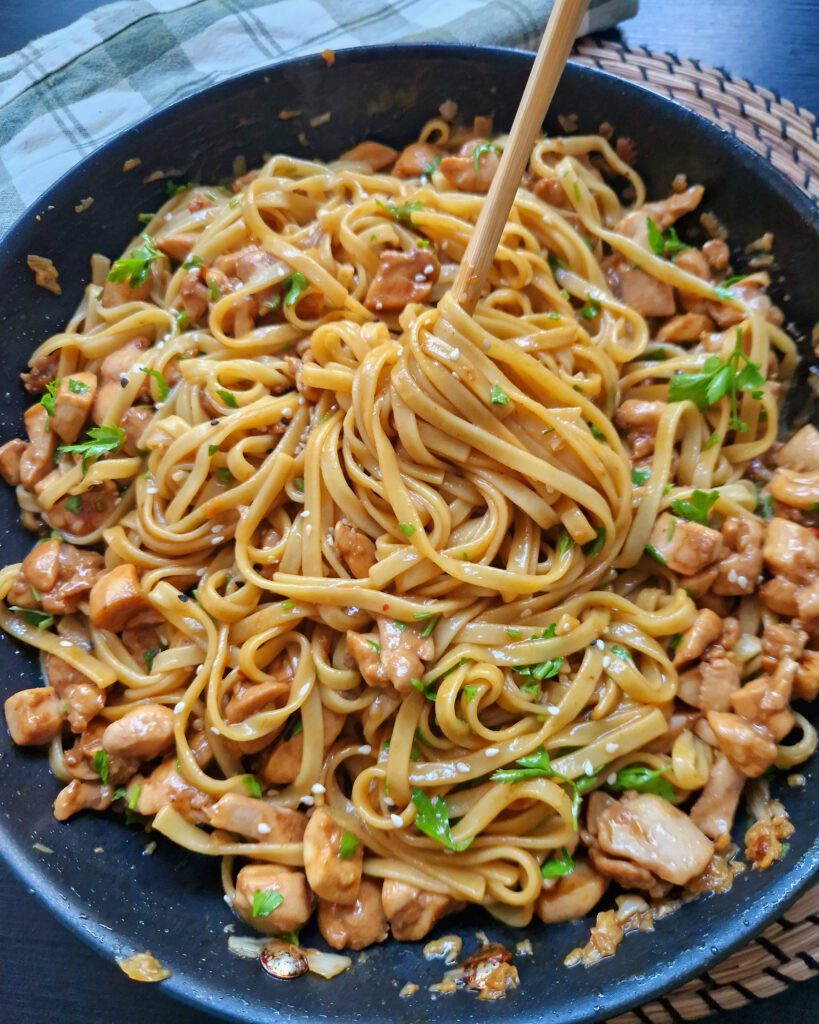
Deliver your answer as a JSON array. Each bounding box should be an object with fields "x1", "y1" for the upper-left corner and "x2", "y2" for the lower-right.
[{"x1": 0, "y1": 1, "x2": 817, "y2": 1022}]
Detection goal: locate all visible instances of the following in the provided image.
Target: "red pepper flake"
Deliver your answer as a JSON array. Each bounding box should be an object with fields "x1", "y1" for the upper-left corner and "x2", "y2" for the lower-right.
[{"x1": 382, "y1": 604, "x2": 389, "y2": 612}]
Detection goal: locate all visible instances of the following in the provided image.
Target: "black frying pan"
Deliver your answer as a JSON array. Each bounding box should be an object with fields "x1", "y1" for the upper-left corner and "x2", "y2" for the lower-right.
[{"x1": 0, "y1": 43, "x2": 817, "y2": 1024}]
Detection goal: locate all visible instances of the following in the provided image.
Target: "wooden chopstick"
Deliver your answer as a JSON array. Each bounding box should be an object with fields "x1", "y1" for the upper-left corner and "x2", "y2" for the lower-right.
[{"x1": 450, "y1": 0, "x2": 589, "y2": 313}]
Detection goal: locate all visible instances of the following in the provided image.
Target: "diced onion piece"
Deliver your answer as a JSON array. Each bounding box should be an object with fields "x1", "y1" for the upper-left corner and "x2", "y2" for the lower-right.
[
  {"x1": 117, "y1": 951, "x2": 171, "y2": 982},
  {"x1": 227, "y1": 935, "x2": 267, "y2": 959},
  {"x1": 304, "y1": 948, "x2": 352, "y2": 979}
]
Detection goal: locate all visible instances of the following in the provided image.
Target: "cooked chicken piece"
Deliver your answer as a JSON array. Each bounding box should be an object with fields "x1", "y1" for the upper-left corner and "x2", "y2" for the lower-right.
[
  {"x1": 44, "y1": 654, "x2": 105, "y2": 733},
  {"x1": 3, "y1": 686, "x2": 64, "y2": 745},
  {"x1": 101, "y1": 275, "x2": 153, "y2": 308},
  {"x1": 284, "y1": 354, "x2": 322, "y2": 403},
  {"x1": 706, "y1": 711, "x2": 777, "y2": 778},
  {"x1": 745, "y1": 809, "x2": 794, "y2": 870},
  {"x1": 303, "y1": 807, "x2": 363, "y2": 905},
  {"x1": 761, "y1": 621, "x2": 807, "y2": 674},
  {"x1": 7, "y1": 542, "x2": 105, "y2": 615},
  {"x1": 462, "y1": 944, "x2": 519, "y2": 1001},
  {"x1": 0, "y1": 438, "x2": 27, "y2": 486},
  {"x1": 345, "y1": 631, "x2": 388, "y2": 687},
  {"x1": 673, "y1": 608, "x2": 723, "y2": 666},
  {"x1": 596, "y1": 792, "x2": 714, "y2": 886},
  {"x1": 364, "y1": 249, "x2": 441, "y2": 313},
  {"x1": 638, "y1": 184, "x2": 704, "y2": 231},
  {"x1": 234, "y1": 864, "x2": 315, "y2": 935},
  {"x1": 381, "y1": 880, "x2": 458, "y2": 941},
  {"x1": 394, "y1": 142, "x2": 440, "y2": 178},
  {"x1": 648, "y1": 514, "x2": 723, "y2": 576},
  {"x1": 698, "y1": 657, "x2": 741, "y2": 712},
  {"x1": 21, "y1": 352, "x2": 59, "y2": 394},
  {"x1": 92, "y1": 337, "x2": 151, "y2": 423},
  {"x1": 775, "y1": 424, "x2": 819, "y2": 472},
  {"x1": 730, "y1": 658, "x2": 796, "y2": 741},
  {"x1": 19, "y1": 404, "x2": 56, "y2": 490},
  {"x1": 587, "y1": 845, "x2": 660, "y2": 893},
  {"x1": 340, "y1": 141, "x2": 398, "y2": 171},
  {"x1": 53, "y1": 779, "x2": 113, "y2": 821},
  {"x1": 62, "y1": 717, "x2": 138, "y2": 786},
  {"x1": 605, "y1": 256, "x2": 675, "y2": 318},
  {"x1": 613, "y1": 400, "x2": 664, "y2": 461},
  {"x1": 119, "y1": 406, "x2": 153, "y2": 456},
  {"x1": 534, "y1": 858, "x2": 609, "y2": 924},
  {"x1": 207, "y1": 793, "x2": 306, "y2": 842},
  {"x1": 52, "y1": 373, "x2": 97, "y2": 444},
  {"x1": 260, "y1": 706, "x2": 345, "y2": 785},
  {"x1": 155, "y1": 232, "x2": 197, "y2": 264},
  {"x1": 318, "y1": 879, "x2": 389, "y2": 950},
  {"x1": 215, "y1": 244, "x2": 277, "y2": 284},
  {"x1": 439, "y1": 138, "x2": 500, "y2": 193},
  {"x1": 770, "y1": 468, "x2": 819, "y2": 512},
  {"x1": 708, "y1": 277, "x2": 776, "y2": 329},
  {"x1": 89, "y1": 564, "x2": 148, "y2": 632},
  {"x1": 47, "y1": 484, "x2": 120, "y2": 537},
  {"x1": 690, "y1": 753, "x2": 746, "y2": 840},
  {"x1": 795, "y1": 651, "x2": 819, "y2": 701},
  {"x1": 532, "y1": 175, "x2": 571, "y2": 207},
  {"x1": 702, "y1": 238, "x2": 730, "y2": 271},
  {"x1": 713, "y1": 516, "x2": 763, "y2": 595},
  {"x1": 224, "y1": 673, "x2": 290, "y2": 724},
  {"x1": 657, "y1": 312, "x2": 713, "y2": 342},
  {"x1": 20, "y1": 538, "x2": 60, "y2": 592},
  {"x1": 333, "y1": 519, "x2": 377, "y2": 578},
  {"x1": 135, "y1": 757, "x2": 213, "y2": 823},
  {"x1": 760, "y1": 517, "x2": 819, "y2": 619},
  {"x1": 179, "y1": 267, "x2": 210, "y2": 324},
  {"x1": 102, "y1": 703, "x2": 175, "y2": 760}
]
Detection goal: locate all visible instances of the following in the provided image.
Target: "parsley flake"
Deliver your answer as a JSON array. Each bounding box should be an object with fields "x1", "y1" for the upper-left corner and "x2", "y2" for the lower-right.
[
  {"x1": 107, "y1": 234, "x2": 160, "y2": 287},
  {"x1": 410, "y1": 788, "x2": 472, "y2": 851},
  {"x1": 58, "y1": 424, "x2": 125, "y2": 473}
]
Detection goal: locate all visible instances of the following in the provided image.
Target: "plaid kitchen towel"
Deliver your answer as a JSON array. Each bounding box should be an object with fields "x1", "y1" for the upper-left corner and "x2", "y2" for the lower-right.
[{"x1": 0, "y1": 0, "x2": 637, "y2": 234}]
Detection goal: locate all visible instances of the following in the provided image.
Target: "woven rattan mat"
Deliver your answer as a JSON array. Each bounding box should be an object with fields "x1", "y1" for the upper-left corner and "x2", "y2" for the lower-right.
[{"x1": 567, "y1": 38, "x2": 819, "y2": 1022}]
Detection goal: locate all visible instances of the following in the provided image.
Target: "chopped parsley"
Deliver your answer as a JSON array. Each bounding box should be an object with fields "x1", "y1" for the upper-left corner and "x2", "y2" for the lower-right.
[
  {"x1": 282, "y1": 272, "x2": 308, "y2": 307},
  {"x1": 140, "y1": 367, "x2": 169, "y2": 402},
  {"x1": 646, "y1": 216, "x2": 687, "y2": 258},
  {"x1": 472, "y1": 140, "x2": 500, "y2": 171},
  {"x1": 252, "y1": 889, "x2": 284, "y2": 917},
  {"x1": 490, "y1": 384, "x2": 510, "y2": 405},
  {"x1": 645, "y1": 543, "x2": 667, "y2": 565},
  {"x1": 375, "y1": 199, "x2": 423, "y2": 225},
  {"x1": 107, "y1": 233, "x2": 160, "y2": 287},
  {"x1": 215, "y1": 388, "x2": 238, "y2": 408},
  {"x1": 541, "y1": 846, "x2": 574, "y2": 878},
  {"x1": 420, "y1": 616, "x2": 437, "y2": 638},
  {"x1": 579, "y1": 297, "x2": 601, "y2": 320},
  {"x1": 668, "y1": 329, "x2": 765, "y2": 432},
  {"x1": 142, "y1": 648, "x2": 160, "y2": 672},
  {"x1": 703, "y1": 430, "x2": 721, "y2": 450},
  {"x1": 606, "y1": 763, "x2": 674, "y2": 801},
  {"x1": 399, "y1": 523, "x2": 416, "y2": 537},
  {"x1": 8, "y1": 606, "x2": 54, "y2": 630},
  {"x1": 756, "y1": 489, "x2": 773, "y2": 520},
  {"x1": 40, "y1": 379, "x2": 59, "y2": 417},
  {"x1": 410, "y1": 788, "x2": 472, "y2": 851},
  {"x1": 411, "y1": 677, "x2": 436, "y2": 701},
  {"x1": 293, "y1": 477, "x2": 304, "y2": 493},
  {"x1": 63, "y1": 495, "x2": 82, "y2": 514},
  {"x1": 631, "y1": 466, "x2": 651, "y2": 486},
  {"x1": 242, "y1": 775, "x2": 262, "y2": 799},
  {"x1": 422, "y1": 153, "x2": 442, "y2": 177},
  {"x1": 583, "y1": 527, "x2": 606, "y2": 558},
  {"x1": 58, "y1": 424, "x2": 125, "y2": 473},
  {"x1": 669, "y1": 489, "x2": 719, "y2": 525},
  {"x1": 68, "y1": 378, "x2": 89, "y2": 395},
  {"x1": 92, "y1": 749, "x2": 109, "y2": 785},
  {"x1": 556, "y1": 529, "x2": 575, "y2": 558},
  {"x1": 338, "y1": 831, "x2": 359, "y2": 860},
  {"x1": 491, "y1": 747, "x2": 556, "y2": 783}
]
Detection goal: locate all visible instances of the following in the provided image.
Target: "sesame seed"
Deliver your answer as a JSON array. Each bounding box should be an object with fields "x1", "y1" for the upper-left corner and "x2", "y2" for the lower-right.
[
  {"x1": 595, "y1": 639, "x2": 605, "y2": 650},
  {"x1": 211, "y1": 536, "x2": 223, "y2": 544},
  {"x1": 146, "y1": 485, "x2": 158, "y2": 494},
  {"x1": 385, "y1": 794, "x2": 395, "y2": 806},
  {"x1": 119, "y1": 375, "x2": 128, "y2": 389},
  {"x1": 456, "y1": 762, "x2": 470, "y2": 774},
  {"x1": 210, "y1": 727, "x2": 220, "y2": 735},
  {"x1": 257, "y1": 822, "x2": 271, "y2": 835},
  {"x1": 414, "y1": 273, "x2": 426, "y2": 282},
  {"x1": 210, "y1": 419, "x2": 219, "y2": 426},
  {"x1": 423, "y1": 264, "x2": 434, "y2": 274},
  {"x1": 602, "y1": 655, "x2": 611, "y2": 669},
  {"x1": 173, "y1": 701, "x2": 185, "y2": 714},
  {"x1": 58, "y1": 639, "x2": 72, "y2": 648},
  {"x1": 482, "y1": 340, "x2": 490, "y2": 351},
  {"x1": 737, "y1": 575, "x2": 748, "y2": 588},
  {"x1": 210, "y1": 524, "x2": 222, "y2": 533},
  {"x1": 359, "y1": 744, "x2": 372, "y2": 755},
  {"x1": 521, "y1": 608, "x2": 532, "y2": 619},
  {"x1": 178, "y1": 594, "x2": 189, "y2": 603},
  {"x1": 605, "y1": 742, "x2": 619, "y2": 754},
  {"x1": 311, "y1": 782, "x2": 326, "y2": 795},
  {"x1": 375, "y1": 300, "x2": 383, "y2": 311},
  {"x1": 607, "y1": 773, "x2": 617, "y2": 785},
  {"x1": 583, "y1": 760, "x2": 594, "y2": 776},
  {"x1": 449, "y1": 347, "x2": 460, "y2": 359},
  {"x1": 305, "y1": 524, "x2": 313, "y2": 536},
  {"x1": 726, "y1": 568, "x2": 738, "y2": 583},
  {"x1": 281, "y1": 407, "x2": 293, "y2": 418},
  {"x1": 546, "y1": 704, "x2": 560, "y2": 716},
  {"x1": 301, "y1": 795, "x2": 314, "y2": 806},
  {"x1": 484, "y1": 747, "x2": 499, "y2": 757},
  {"x1": 390, "y1": 813, "x2": 403, "y2": 827}
]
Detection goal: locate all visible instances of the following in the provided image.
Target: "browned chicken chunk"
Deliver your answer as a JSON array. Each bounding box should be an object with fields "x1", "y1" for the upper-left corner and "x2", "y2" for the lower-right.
[{"x1": 364, "y1": 249, "x2": 441, "y2": 313}]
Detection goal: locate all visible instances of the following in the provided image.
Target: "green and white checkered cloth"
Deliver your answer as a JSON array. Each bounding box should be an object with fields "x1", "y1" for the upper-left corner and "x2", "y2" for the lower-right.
[{"x1": 0, "y1": 0, "x2": 637, "y2": 234}]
